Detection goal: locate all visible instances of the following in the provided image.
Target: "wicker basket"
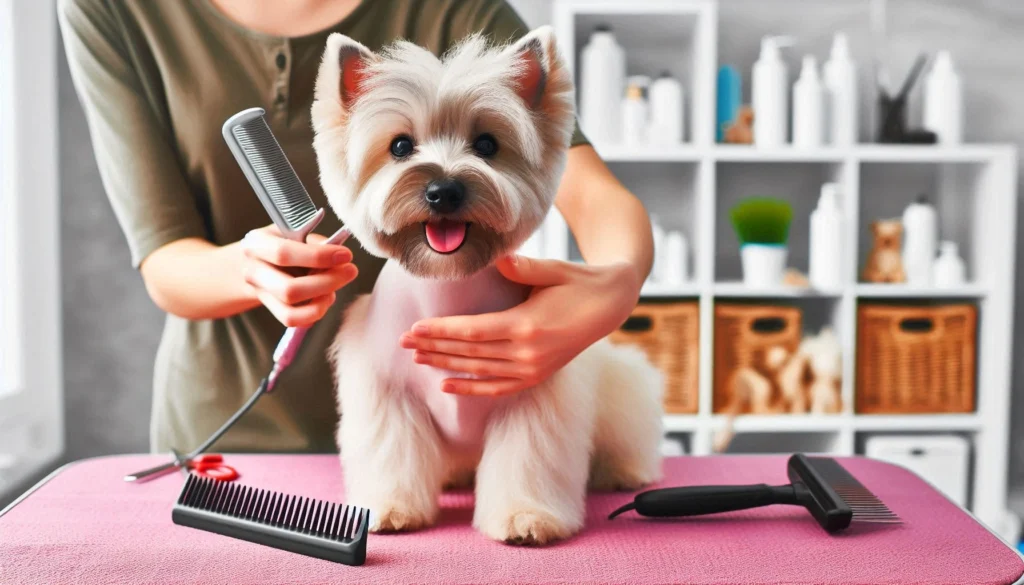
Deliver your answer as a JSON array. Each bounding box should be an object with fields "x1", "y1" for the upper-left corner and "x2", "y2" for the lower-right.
[
  {"x1": 856, "y1": 303, "x2": 977, "y2": 414},
  {"x1": 609, "y1": 302, "x2": 699, "y2": 414},
  {"x1": 713, "y1": 304, "x2": 803, "y2": 413}
]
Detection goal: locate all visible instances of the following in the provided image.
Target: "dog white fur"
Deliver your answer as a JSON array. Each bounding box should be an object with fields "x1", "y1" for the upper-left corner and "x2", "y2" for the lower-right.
[{"x1": 311, "y1": 26, "x2": 663, "y2": 545}]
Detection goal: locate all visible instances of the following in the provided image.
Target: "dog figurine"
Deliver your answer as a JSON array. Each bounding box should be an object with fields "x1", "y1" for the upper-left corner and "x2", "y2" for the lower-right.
[
  {"x1": 310, "y1": 27, "x2": 664, "y2": 545},
  {"x1": 723, "y1": 105, "x2": 754, "y2": 144},
  {"x1": 863, "y1": 219, "x2": 907, "y2": 283}
]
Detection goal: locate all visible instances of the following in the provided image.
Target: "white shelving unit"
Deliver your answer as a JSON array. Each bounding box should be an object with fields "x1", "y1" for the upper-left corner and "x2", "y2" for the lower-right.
[{"x1": 550, "y1": 0, "x2": 1019, "y2": 539}]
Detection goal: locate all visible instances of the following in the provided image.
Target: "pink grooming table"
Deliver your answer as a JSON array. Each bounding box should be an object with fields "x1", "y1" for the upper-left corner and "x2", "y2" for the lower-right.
[{"x1": 2, "y1": 454, "x2": 1021, "y2": 585}]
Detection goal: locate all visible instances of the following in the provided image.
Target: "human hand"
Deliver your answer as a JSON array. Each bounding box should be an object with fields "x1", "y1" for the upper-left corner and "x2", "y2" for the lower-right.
[
  {"x1": 240, "y1": 225, "x2": 358, "y2": 327},
  {"x1": 399, "y1": 255, "x2": 642, "y2": 396}
]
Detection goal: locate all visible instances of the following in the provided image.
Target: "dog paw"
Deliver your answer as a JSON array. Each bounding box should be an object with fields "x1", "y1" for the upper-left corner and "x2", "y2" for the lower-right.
[
  {"x1": 369, "y1": 502, "x2": 435, "y2": 533},
  {"x1": 477, "y1": 509, "x2": 576, "y2": 546}
]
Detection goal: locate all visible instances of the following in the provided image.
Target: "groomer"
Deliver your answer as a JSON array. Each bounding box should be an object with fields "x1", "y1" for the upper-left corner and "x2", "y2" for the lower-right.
[{"x1": 60, "y1": 0, "x2": 654, "y2": 454}]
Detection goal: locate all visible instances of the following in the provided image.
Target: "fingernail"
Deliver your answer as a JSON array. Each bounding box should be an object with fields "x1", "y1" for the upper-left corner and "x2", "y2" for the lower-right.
[
  {"x1": 412, "y1": 324, "x2": 429, "y2": 335},
  {"x1": 442, "y1": 382, "x2": 457, "y2": 393},
  {"x1": 506, "y1": 254, "x2": 519, "y2": 266},
  {"x1": 333, "y1": 251, "x2": 349, "y2": 264}
]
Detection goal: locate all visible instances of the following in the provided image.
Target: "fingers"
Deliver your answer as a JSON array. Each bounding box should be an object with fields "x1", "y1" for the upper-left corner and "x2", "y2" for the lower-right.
[
  {"x1": 242, "y1": 229, "x2": 352, "y2": 269},
  {"x1": 256, "y1": 289, "x2": 337, "y2": 328},
  {"x1": 441, "y1": 377, "x2": 529, "y2": 397},
  {"x1": 245, "y1": 261, "x2": 358, "y2": 305},
  {"x1": 412, "y1": 351, "x2": 534, "y2": 381},
  {"x1": 410, "y1": 309, "x2": 528, "y2": 342},
  {"x1": 399, "y1": 334, "x2": 514, "y2": 359},
  {"x1": 495, "y1": 255, "x2": 569, "y2": 287}
]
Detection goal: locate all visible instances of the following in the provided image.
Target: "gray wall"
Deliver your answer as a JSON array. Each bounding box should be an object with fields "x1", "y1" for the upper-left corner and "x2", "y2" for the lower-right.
[
  {"x1": 57, "y1": 0, "x2": 1024, "y2": 499},
  {"x1": 59, "y1": 36, "x2": 161, "y2": 460}
]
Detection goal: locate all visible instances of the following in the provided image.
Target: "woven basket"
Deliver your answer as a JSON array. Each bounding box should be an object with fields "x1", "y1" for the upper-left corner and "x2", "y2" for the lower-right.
[
  {"x1": 856, "y1": 303, "x2": 977, "y2": 414},
  {"x1": 713, "y1": 304, "x2": 803, "y2": 413},
  {"x1": 609, "y1": 302, "x2": 699, "y2": 414}
]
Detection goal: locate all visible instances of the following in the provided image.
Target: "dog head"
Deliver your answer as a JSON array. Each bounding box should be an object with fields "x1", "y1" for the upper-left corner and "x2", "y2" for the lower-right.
[
  {"x1": 871, "y1": 219, "x2": 903, "y2": 251},
  {"x1": 310, "y1": 27, "x2": 575, "y2": 279}
]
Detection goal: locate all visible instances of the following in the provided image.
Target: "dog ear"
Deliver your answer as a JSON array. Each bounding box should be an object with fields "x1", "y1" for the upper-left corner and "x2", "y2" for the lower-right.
[
  {"x1": 316, "y1": 33, "x2": 375, "y2": 110},
  {"x1": 504, "y1": 26, "x2": 560, "y2": 108}
]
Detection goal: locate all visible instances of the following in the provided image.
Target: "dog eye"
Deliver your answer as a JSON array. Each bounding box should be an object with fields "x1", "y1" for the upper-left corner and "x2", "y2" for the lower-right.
[
  {"x1": 472, "y1": 134, "x2": 498, "y2": 158},
  {"x1": 390, "y1": 135, "x2": 415, "y2": 159}
]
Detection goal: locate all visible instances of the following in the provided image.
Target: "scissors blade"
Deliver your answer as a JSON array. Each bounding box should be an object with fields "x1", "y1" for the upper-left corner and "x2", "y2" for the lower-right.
[
  {"x1": 123, "y1": 459, "x2": 181, "y2": 482},
  {"x1": 171, "y1": 448, "x2": 191, "y2": 478}
]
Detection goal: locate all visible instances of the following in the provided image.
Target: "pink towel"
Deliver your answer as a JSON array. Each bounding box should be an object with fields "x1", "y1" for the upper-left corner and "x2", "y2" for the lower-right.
[{"x1": 1, "y1": 454, "x2": 1020, "y2": 584}]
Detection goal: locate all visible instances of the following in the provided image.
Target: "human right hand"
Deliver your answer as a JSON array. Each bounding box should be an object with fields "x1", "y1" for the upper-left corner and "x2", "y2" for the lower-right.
[{"x1": 240, "y1": 225, "x2": 358, "y2": 327}]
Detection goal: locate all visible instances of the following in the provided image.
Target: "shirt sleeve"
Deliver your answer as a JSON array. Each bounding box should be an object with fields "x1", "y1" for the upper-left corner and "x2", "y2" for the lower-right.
[
  {"x1": 450, "y1": 0, "x2": 590, "y2": 149},
  {"x1": 58, "y1": 0, "x2": 208, "y2": 268}
]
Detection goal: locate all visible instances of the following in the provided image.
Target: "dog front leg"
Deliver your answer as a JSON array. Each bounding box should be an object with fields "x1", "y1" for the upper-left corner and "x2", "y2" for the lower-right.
[
  {"x1": 473, "y1": 368, "x2": 594, "y2": 545},
  {"x1": 336, "y1": 362, "x2": 446, "y2": 532}
]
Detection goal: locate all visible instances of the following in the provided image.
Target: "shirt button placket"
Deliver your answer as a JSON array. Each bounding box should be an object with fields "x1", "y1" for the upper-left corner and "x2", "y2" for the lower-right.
[{"x1": 272, "y1": 42, "x2": 290, "y2": 121}]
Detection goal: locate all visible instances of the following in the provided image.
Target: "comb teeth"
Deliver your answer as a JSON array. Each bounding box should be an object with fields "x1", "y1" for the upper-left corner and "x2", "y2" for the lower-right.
[
  {"x1": 806, "y1": 457, "x2": 901, "y2": 524},
  {"x1": 173, "y1": 474, "x2": 369, "y2": 565},
  {"x1": 230, "y1": 115, "x2": 317, "y2": 230}
]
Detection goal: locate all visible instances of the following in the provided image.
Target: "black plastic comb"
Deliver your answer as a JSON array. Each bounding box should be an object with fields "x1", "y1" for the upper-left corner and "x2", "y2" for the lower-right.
[
  {"x1": 608, "y1": 454, "x2": 901, "y2": 533},
  {"x1": 172, "y1": 474, "x2": 369, "y2": 565}
]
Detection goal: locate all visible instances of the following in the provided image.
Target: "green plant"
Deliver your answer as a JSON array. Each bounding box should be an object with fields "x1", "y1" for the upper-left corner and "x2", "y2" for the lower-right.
[{"x1": 730, "y1": 197, "x2": 793, "y2": 245}]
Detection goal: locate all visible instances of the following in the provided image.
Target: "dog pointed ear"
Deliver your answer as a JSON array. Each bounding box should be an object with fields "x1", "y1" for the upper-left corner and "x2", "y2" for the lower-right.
[
  {"x1": 315, "y1": 33, "x2": 376, "y2": 110},
  {"x1": 504, "y1": 26, "x2": 561, "y2": 109}
]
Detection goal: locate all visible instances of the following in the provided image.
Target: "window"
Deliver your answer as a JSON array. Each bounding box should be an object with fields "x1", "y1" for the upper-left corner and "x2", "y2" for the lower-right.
[
  {"x1": 0, "y1": 0, "x2": 21, "y2": 399},
  {"x1": 0, "y1": 1, "x2": 62, "y2": 495}
]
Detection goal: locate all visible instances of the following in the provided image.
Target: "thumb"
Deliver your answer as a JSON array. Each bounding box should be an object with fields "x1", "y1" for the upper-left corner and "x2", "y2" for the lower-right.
[{"x1": 496, "y1": 254, "x2": 567, "y2": 287}]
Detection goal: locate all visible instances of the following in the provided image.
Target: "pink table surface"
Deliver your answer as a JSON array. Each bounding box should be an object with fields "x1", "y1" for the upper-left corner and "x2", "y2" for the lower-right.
[{"x1": 1, "y1": 454, "x2": 1021, "y2": 585}]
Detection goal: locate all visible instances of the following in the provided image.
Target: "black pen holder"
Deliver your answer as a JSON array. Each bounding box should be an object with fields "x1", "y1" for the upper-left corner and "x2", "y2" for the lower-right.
[{"x1": 876, "y1": 94, "x2": 938, "y2": 144}]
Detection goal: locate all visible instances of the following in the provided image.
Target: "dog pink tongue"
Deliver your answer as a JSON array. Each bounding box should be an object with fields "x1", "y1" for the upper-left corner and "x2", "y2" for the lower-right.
[{"x1": 425, "y1": 219, "x2": 467, "y2": 253}]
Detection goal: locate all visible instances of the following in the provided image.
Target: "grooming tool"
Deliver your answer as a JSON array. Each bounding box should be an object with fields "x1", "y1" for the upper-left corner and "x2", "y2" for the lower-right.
[
  {"x1": 608, "y1": 454, "x2": 901, "y2": 533},
  {"x1": 125, "y1": 378, "x2": 270, "y2": 482},
  {"x1": 222, "y1": 106, "x2": 351, "y2": 390},
  {"x1": 185, "y1": 454, "x2": 239, "y2": 482},
  {"x1": 173, "y1": 474, "x2": 369, "y2": 566},
  {"x1": 222, "y1": 107, "x2": 325, "y2": 242}
]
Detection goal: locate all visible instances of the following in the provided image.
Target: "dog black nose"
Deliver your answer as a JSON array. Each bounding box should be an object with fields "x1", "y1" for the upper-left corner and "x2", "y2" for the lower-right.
[{"x1": 425, "y1": 179, "x2": 466, "y2": 214}]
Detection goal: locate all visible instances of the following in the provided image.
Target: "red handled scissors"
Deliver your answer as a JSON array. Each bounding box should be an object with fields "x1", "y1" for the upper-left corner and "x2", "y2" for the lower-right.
[{"x1": 185, "y1": 453, "x2": 239, "y2": 482}]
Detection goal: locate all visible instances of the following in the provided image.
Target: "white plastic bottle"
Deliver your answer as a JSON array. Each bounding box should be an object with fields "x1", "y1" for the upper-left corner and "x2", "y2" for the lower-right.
[
  {"x1": 663, "y1": 231, "x2": 689, "y2": 285},
  {"x1": 622, "y1": 76, "x2": 650, "y2": 146},
  {"x1": 902, "y1": 195, "x2": 938, "y2": 286},
  {"x1": 752, "y1": 36, "x2": 795, "y2": 148},
  {"x1": 648, "y1": 214, "x2": 666, "y2": 285},
  {"x1": 824, "y1": 32, "x2": 857, "y2": 145},
  {"x1": 933, "y1": 241, "x2": 966, "y2": 288},
  {"x1": 923, "y1": 51, "x2": 963, "y2": 145},
  {"x1": 792, "y1": 55, "x2": 825, "y2": 148},
  {"x1": 648, "y1": 71, "x2": 685, "y2": 145},
  {"x1": 579, "y1": 25, "x2": 626, "y2": 145},
  {"x1": 809, "y1": 183, "x2": 844, "y2": 290}
]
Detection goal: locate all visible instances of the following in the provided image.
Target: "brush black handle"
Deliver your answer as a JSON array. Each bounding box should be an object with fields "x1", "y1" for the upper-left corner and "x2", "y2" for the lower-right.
[{"x1": 609, "y1": 484, "x2": 799, "y2": 519}]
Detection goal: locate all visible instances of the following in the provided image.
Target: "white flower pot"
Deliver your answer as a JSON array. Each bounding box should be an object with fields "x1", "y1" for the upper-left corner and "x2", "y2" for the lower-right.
[{"x1": 741, "y1": 244, "x2": 787, "y2": 288}]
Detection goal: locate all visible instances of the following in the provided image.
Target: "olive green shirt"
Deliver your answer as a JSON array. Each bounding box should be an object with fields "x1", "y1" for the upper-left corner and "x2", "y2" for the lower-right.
[{"x1": 59, "y1": 0, "x2": 589, "y2": 454}]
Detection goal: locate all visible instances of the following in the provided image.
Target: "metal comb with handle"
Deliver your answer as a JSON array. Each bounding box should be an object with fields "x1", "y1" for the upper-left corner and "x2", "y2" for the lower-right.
[
  {"x1": 222, "y1": 107, "x2": 326, "y2": 242},
  {"x1": 222, "y1": 107, "x2": 350, "y2": 390}
]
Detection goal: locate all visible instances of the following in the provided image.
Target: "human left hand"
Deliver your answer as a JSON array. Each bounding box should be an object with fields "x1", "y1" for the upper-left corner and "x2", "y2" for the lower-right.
[{"x1": 399, "y1": 255, "x2": 642, "y2": 396}]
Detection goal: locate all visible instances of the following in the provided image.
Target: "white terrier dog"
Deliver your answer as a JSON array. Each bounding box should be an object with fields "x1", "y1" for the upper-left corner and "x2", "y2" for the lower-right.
[{"x1": 311, "y1": 26, "x2": 663, "y2": 545}]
